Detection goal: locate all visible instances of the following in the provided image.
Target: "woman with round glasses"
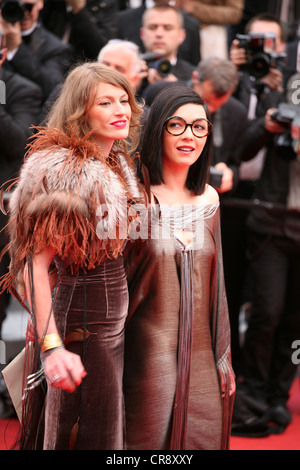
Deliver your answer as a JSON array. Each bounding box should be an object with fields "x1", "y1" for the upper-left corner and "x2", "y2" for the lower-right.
[{"x1": 123, "y1": 84, "x2": 235, "y2": 450}]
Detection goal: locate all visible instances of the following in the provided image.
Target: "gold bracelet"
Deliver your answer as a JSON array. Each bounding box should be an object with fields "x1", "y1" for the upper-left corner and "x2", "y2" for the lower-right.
[{"x1": 39, "y1": 333, "x2": 63, "y2": 353}]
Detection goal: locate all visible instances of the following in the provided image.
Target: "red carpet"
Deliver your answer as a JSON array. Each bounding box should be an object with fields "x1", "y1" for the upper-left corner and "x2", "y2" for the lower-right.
[
  {"x1": 230, "y1": 378, "x2": 300, "y2": 450},
  {"x1": 1, "y1": 379, "x2": 299, "y2": 450},
  {"x1": 0, "y1": 417, "x2": 19, "y2": 450}
]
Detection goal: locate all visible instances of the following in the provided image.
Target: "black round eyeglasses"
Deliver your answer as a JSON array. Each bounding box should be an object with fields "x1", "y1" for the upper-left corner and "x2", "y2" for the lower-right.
[{"x1": 164, "y1": 116, "x2": 212, "y2": 138}]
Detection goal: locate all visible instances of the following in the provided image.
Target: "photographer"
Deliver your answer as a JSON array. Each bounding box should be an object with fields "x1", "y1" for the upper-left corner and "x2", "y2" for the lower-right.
[
  {"x1": 138, "y1": 4, "x2": 196, "y2": 96},
  {"x1": 0, "y1": 35, "x2": 42, "y2": 416},
  {"x1": 192, "y1": 57, "x2": 251, "y2": 376},
  {"x1": 40, "y1": 0, "x2": 119, "y2": 62},
  {"x1": 230, "y1": 13, "x2": 300, "y2": 438},
  {"x1": 0, "y1": 0, "x2": 73, "y2": 103},
  {"x1": 116, "y1": 0, "x2": 201, "y2": 67}
]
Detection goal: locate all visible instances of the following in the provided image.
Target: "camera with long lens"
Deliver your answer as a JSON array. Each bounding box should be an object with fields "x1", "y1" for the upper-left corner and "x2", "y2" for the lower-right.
[
  {"x1": 0, "y1": 0, "x2": 25, "y2": 23},
  {"x1": 236, "y1": 32, "x2": 286, "y2": 79},
  {"x1": 271, "y1": 103, "x2": 300, "y2": 159},
  {"x1": 141, "y1": 52, "x2": 172, "y2": 78}
]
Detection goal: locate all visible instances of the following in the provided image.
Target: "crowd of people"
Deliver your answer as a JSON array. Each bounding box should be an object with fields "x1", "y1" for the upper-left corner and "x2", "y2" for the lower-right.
[{"x1": 0, "y1": 0, "x2": 299, "y2": 450}]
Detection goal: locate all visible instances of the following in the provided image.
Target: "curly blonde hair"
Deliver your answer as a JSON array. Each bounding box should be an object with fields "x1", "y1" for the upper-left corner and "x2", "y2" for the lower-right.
[{"x1": 47, "y1": 62, "x2": 143, "y2": 154}]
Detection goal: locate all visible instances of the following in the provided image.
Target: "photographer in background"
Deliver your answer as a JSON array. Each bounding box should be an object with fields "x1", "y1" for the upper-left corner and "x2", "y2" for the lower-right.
[
  {"x1": 192, "y1": 57, "x2": 251, "y2": 377},
  {"x1": 0, "y1": 34, "x2": 42, "y2": 417},
  {"x1": 0, "y1": 0, "x2": 73, "y2": 103},
  {"x1": 40, "y1": 0, "x2": 119, "y2": 62},
  {"x1": 229, "y1": 13, "x2": 300, "y2": 438},
  {"x1": 116, "y1": 0, "x2": 201, "y2": 67},
  {"x1": 98, "y1": 39, "x2": 145, "y2": 97}
]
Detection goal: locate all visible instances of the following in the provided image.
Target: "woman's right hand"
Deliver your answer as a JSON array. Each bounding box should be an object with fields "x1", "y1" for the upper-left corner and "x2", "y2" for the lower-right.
[{"x1": 43, "y1": 347, "x2": 87, "y2": 393}]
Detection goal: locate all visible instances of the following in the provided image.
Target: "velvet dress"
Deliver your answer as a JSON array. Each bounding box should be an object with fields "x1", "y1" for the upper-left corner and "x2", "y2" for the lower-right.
[{"x1": 124, "y1": 201, "x2": 235, "y2": 450}]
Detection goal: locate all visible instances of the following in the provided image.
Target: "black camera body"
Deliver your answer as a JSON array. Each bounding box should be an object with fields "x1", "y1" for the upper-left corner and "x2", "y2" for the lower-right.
[
  {"x1": 209, "y1": 166, "x2": 223, "y2": 188},
  {"x1": 141, "y1": 52, "x2": 172, "y2": 78},
  {"x1": 236, "y1": 32, "x2": 286, "y2": 79},
  {"x1": 271, "y1": 103, "x2": 300, "y2": 159},
  {"x1": 0, "y1": 0, "x2": 25, "y2": 23}
]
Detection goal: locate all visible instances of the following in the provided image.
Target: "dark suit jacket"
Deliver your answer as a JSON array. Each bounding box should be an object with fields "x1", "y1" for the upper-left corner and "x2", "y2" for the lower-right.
[
  {"x1": 117, "y1": 5, "x2": 201, "y2": 66},
  {"x1": 286, "y1": 41, "x2": 299, "y2": 73},
  {"x1": 211, "y1": 96, "x2": 249, "y2": 193},
  {"x1": 4, "y1": 23, "x2": 73, "y2": 102},
  {"x1": 41, "y1": 0, "x2": 119, "y2": 61},
  {"x1": 0, "y1": 68, "x2": 42, "y2": 242}
]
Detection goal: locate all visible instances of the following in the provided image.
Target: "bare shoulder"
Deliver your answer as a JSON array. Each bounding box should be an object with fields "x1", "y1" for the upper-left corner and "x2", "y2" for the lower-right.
[{"x1": 196, "y1": 184, "x2": 219, "y2": 205}]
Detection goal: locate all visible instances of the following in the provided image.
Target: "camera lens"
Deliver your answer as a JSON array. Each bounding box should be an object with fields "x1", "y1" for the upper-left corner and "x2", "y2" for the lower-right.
[
  {"x1": 157, "y1": 59, "x2": 172, "y2": 77},
  {"x1": 249, "y1": 52, "x2": 271, "y2": 79},
  {"x1": 152, "y1": 59, "x2": 172, "y2": 77},
  {"x1": 1, "y1": 0, "x2": 25, "y2": 24}
]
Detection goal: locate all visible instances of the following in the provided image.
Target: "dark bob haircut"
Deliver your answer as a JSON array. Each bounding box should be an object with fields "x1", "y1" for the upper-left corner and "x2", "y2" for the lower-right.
[{"x1": 139, "y1": 83, "x2": 213, "y2": 195}]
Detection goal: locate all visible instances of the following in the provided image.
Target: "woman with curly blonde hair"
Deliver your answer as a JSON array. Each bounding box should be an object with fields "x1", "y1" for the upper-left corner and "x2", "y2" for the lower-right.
[{"x1": 2, "y1": 62, "x2": 144, "y2": 450}]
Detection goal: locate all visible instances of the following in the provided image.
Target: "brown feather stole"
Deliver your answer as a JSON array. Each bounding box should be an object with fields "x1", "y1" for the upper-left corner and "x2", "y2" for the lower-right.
[{"x1": 1, "y1": 127, "x2": 144, "y2": 296}]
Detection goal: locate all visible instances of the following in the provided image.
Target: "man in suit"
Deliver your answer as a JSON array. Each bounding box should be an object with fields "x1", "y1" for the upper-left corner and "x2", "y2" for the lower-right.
[
  {"x1": 228, "y1": 12, "x2": 300, "y2": 438},
  {"x1": 0, "y1": 0, "x2": 73, "y2": 102},
  {"x1": 286, "y1": 40, "x2": 299, "y2": 73},
  {"x1": 191, "y1": 57, "x2": 252, "y2": 377},
  {"x1": 40, "y1": 0, "x2": 119, "y2": 62},
  {"x1": 0, "y1": 44, "x2": 42, "y2": 417},
  {"x1": 191, "y1": 57, "x2": 248, "y2": 194},
  {"x1": 98, "y1": 39, "x2": 145, "y2": 95},
  {"x1": 135, "y1": 3, "x2": 196, "y2": 98},
  {"x1": 117, "y1": 0, "x2": 200, "y2": 66}
]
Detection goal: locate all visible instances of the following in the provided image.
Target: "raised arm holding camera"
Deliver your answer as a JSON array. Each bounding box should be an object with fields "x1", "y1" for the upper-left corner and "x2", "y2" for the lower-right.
[
  {"x1": 0, "y1": 0, "x2": 73, "y2": 103},
  {"x1": 229, "y1": 13, "x2": 300, "y2": 438},
  {"x1": 40, "y1": 0, "x2": 119, "y2": 63},
  {"x1": 138, "y1": 4, "x2": 196, "y2": 96}
]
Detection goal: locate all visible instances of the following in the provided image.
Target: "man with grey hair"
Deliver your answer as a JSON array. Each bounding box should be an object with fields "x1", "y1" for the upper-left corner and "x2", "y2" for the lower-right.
[
  {"x1": 98, "y1": 39, "x2": 145, "y2": 94},
  {"x1": 191, "y1": 56, "x2": 246, "y2": 193}
]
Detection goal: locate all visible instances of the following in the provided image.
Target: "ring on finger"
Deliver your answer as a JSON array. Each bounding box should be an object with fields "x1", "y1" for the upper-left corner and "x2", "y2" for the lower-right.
[{"x1": 51, "y1": 374, "x2": 61, "y2": 383}]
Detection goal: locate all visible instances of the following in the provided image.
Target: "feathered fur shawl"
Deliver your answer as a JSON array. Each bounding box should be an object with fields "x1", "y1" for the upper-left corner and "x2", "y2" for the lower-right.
[{"x1": 1, "y1": 127, "x2": 144, "y2": 296}]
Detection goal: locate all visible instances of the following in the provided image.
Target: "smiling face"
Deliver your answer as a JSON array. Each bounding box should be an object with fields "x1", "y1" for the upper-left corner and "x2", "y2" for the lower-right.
[
  {"x1": 162, "y1": 103, "x2": 208, "y2": 174},
  {"x1": 86, "y1": 82, "x2": 131, "y2": 154}
]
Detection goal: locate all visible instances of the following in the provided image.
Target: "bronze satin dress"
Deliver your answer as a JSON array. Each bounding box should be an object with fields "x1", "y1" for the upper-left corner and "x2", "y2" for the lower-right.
[{"x1": 124, "y1": 202, "x2": 235, "y2": 450}]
